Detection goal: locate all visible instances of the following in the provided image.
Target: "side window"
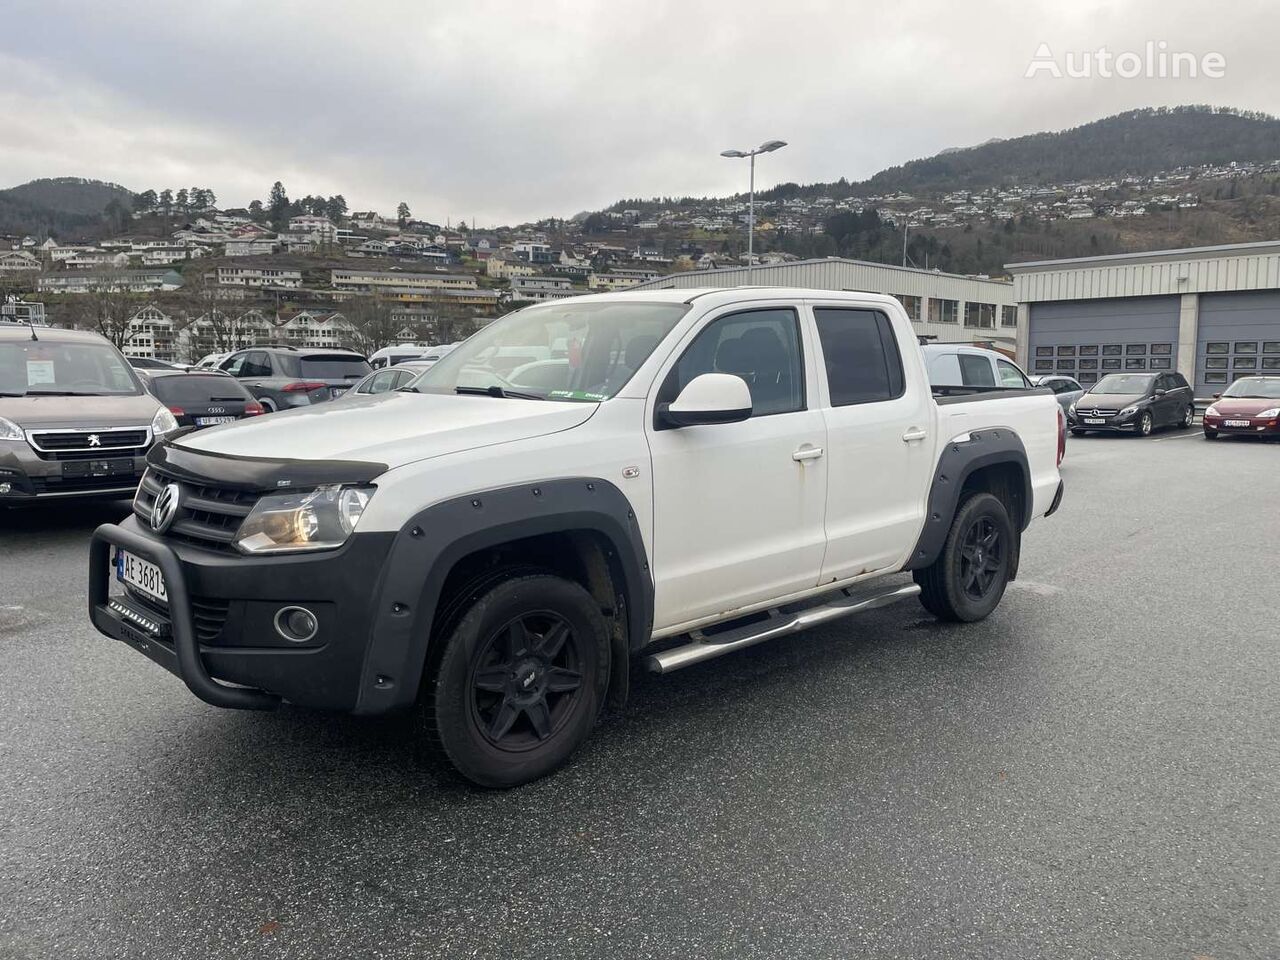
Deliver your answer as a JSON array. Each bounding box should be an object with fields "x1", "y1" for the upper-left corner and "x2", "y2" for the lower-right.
[
  {"x1": 997, "y1": 359, "x2": 1029, "y2": 388},
  {"x1": 220, "y1": 352, "x2": 246, "y2": 376},
  {"x1": 659, "y1": 308, "x2": 804, "y2": 418},
  {"x1": 812, "y1": 308, "x2": 904, "y2": 405},
  {"x1": 1170, "y1": 373, "x2": 1189, "y2": 389},
  {"x1": 240, "y1": 352, "x2": 271, "y2": 378},
  {"x1": 959, "y1": 353, "x2": 997, "y2": 388},
  {"x1": 366, "y1": 370, "x2": 400, "y2": 393}
]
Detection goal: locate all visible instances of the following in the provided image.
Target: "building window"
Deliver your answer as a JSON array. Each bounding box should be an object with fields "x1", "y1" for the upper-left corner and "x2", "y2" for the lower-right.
[
  {"x1": 1035, "y1": 346, "x2": 1053, "y2": 357},
  {"x1": 1080, "y1": 345, "x2": 1099, "y2": 357},
  {"x1": 1056, "y1": 345, "x2": 1076, "y2": 356},
  {"x1": 1001, "y1": 305, "x2": 1017, "y2": 327},
  {"x1": 1150, "y1": 357, "x2": 1171, "y2": 369},
  {"x1": 892, "y1": 294, "x2": 922, "y2": 321},
  {"x1": 1126, "y1": 344, "x2": 1146, "y2": 355},
  {"x1": 963, "y1": 302, "x2": 995, "y2": 328},
  {"x1": 1125, "y1": 358, "x2": 1146, "y2": 369},
  {"x1": 1205, "y1": 342, "x2": 1229, "y2": 355},
  {"x1": 1150, "y1": 343, "x2": 1172, "y2": 356},
  {"x1": 1205, "y1": 371, "x2": 1228, "y2": 383},
  {"x1": 929, "y1": 298, "x2": 958, "y2": 324},
  {"x1": 1102, "y1": 358, "x2": 1122, "y2": 369},
  {"x1": 1234, "y1": 341, "x2": 1258, "y2": 354},
  {"x1": 1102, "y1": 344, "x2": 1122, "y2": 356},
  {"x1": 1079, "y1": 358, "x2": 1098, "y2": 370}
]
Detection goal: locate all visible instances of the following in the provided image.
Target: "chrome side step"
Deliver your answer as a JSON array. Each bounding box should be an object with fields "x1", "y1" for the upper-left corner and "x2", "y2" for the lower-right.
[{"x1": 645, "y1": 582, "x2": 921, "y2": 674}]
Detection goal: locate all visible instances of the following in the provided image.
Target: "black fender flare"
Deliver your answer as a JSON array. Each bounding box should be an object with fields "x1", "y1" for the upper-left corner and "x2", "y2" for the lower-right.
[
  {"x1": 903, "y1": 427, "x2": 1032, "y2": 572},
  {"x1": 353, "y1": 477, "x2": 653, "y2": 715}
]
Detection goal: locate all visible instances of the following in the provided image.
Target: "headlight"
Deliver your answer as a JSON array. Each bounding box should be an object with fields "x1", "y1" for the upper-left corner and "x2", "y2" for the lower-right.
[
  {"x1": 1118, "y1": 404, "x2": 1139, "y2": 418},
  {"x1": 151, "y1": 406, "x2": 179, "y2": 437},
  {"x1": 1204, "y1": 405, "x2": 1219, "y2": 417},
  {"x1": 1257, "y1": 408, "x2": 1280, "y2": 419},
  {"x1": 1067, "y1": 403, "x2": 1076, "y2": 416},
  {"x1": 0, "y1": 416, "x2": 23, "y2": 441},
  {"x1": 234, "y1": 484, "x2": 375, "y2": 554}
]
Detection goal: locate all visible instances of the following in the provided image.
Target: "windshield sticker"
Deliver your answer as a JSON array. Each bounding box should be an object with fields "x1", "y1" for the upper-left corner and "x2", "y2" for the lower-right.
[
  {"x1": 548, "y1": 389, "x2": 607, "y2": 402},
  {"x1": 26, "y1": 360, "x2": 55, "y2": 385}
]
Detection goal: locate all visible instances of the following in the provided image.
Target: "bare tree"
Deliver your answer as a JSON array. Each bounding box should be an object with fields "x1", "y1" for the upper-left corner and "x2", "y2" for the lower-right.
[
  {"x1": 59, "y1": 272, "x2": 146, "y2": 349},
  {"x1": 344, "y1": 295, "x2": 405, "y2": 356},
  {"x1": 172, "y1": 270, "x2": 256, "y2": 358}
]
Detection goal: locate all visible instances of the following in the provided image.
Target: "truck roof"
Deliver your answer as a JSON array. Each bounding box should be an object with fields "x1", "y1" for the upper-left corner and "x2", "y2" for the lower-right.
[{"x1": 546, "y1": 287, "x2": 901, "y2": 309}]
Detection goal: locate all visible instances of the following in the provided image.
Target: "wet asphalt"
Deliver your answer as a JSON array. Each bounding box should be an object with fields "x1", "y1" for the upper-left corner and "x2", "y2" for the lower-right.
[{"x1": 1, "y1": 427, "x2": 1277, "y2": 959}]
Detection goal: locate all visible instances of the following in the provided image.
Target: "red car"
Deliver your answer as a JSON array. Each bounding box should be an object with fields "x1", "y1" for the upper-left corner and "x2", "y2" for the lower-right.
[{"x1": 1202, "y1": 376, "x2": 1280, "y2": 440}]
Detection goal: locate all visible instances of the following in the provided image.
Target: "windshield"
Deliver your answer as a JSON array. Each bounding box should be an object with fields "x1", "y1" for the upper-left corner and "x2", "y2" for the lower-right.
[
  {"x1": 0, "y1": 339, "x2": 142, "y2": 396},
  {"x1": 1223, "y1": 376, "x2": 1280, "y2": 399},
  {"x1": 150, "y1": 374, "x2": 252, "y2": 404},
  {"x1": 412, "y1": 301, "x2": 688, "y2": 401},
  {"x1": 1090, "y1": 373, "x2": 1155, "y2": 395}
]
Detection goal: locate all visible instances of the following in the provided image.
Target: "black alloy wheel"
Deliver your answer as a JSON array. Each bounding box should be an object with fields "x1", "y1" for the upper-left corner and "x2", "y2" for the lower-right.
[
  {"x1": 957, "y1": 516, "x2": 1004, "y2": 603},
  {"x1": 470, "y1": 613, "x2": 584, "y2": 750}
]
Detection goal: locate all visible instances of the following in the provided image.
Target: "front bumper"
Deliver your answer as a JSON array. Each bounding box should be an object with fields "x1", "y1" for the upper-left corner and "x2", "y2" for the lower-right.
[
  {"x1": 0, "y1": 442, "x2": 147, "y2": 502},
  {"x1": 1203, "y1": 416, "x2": 1280, "y2": 436},
  {"x1": 89, "y1": 517, "x2": 396, "y2": 712},
  {"x1": 1067, "y1": 414, "x2": 1138, "y2": 432}
]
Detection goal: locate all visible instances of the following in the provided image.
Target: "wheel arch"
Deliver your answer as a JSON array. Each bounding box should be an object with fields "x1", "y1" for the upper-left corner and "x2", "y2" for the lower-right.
[
  {"x1": 904, "y1": 427, "x2": 1032, "y2": 575},
  {"x1": 354, "y1": 478, "x2": 652, "y2": 715}
]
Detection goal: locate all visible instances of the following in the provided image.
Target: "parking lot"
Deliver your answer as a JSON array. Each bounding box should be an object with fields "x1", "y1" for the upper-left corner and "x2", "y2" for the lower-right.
[{"x1": 2, "y1": 428, "x2": 1277, "y2": 960}]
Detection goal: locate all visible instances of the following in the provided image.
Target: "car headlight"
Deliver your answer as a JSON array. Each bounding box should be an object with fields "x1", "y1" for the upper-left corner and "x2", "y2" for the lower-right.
[
  {"x1": 234, "y1": 484, "x2": 374, "y2": 554},
  {"x1": 1204, "y1": 405, "x2": 1219, "y2": 417},
  {"x1": 0, "y1": 416, "x2": 23, "y2": 441},
  {"x1": 1257, "y1": 408, "x2": 1280, "y2": 419},
  {"x1": 151, "y1": 406, "x2": 179, "y2": 437},
  {"x1": 1067, "y1": 402, "x2": 1076, "y2": 416},
  {"x1": 1118, "y1": 404, "x2": 1139, "y2": 418}
]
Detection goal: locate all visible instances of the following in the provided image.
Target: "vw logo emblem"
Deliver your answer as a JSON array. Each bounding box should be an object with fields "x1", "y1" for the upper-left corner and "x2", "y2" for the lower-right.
[
  {"x1": 88, "y1": 434, "x2": 101, "y2": 447},
  {"x1": 151, "y1": 482, "x2": 181, "y2": 533}
]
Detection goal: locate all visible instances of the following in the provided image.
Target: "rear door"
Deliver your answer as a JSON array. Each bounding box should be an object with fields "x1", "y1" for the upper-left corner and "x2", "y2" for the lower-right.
[
  {"x1": 810, "y1": 302, "x2": 933, "y2": 580},
  {"x1": 1153, "y1": 373, "x2": 1179, "y2": 424},
  {"x1": 645, "y1": 303, "x2": 828, "y2": 630}
]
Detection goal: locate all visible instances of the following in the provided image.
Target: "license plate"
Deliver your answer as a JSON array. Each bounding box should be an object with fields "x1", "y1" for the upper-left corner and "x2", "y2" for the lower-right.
[
  {"x1": 1224, "y1": 419, "x2": 1250, "y2": 427},
  {"x1": 63, "y1": 458, "x2": 131, "y2": 478},
  {"x1": 1083, "y1": 417, "x2": 1106, "y2": 424},
  {"x1": 115, "y1": 549, "x2": 168, "y2": 603},
  {"x1": 195, "y1": 416, "x2": 236, "y2": 426}
]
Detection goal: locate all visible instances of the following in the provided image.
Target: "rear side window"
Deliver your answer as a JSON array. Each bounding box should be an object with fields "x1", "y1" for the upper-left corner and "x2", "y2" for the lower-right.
[
  {"x1": 151, "y1": 375, "x2": 251, "y2": 404},
  {"x1": 959, "y1": 353, "x2": 997, "y2": 387},
  {"x1": 997, "y1": 359, "x2": 1029, "y2": 388},
  {"x1": 813, "y1": 308, "x2": 904, "y2": 405}
]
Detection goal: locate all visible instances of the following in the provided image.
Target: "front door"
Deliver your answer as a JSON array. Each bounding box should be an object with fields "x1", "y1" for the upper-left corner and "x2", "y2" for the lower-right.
[
  {"x1": 809, "y1": 303, "x2": 934, "y2": 580},
  {"x1": 646, "y1": 305, "x2": 827, "y2": 632}
]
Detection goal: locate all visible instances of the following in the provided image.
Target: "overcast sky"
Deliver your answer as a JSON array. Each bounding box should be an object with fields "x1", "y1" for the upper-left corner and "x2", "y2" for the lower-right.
[{"x1": 2, "y1": 0, "x2": 1278, "y2": 225}]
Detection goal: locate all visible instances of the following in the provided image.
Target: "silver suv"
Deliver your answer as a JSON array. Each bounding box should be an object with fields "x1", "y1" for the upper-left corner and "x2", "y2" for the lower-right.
[
  {"x1": 217, "y1": 346, "x2": 371, "y2": 412},
  {"x1": 0, "y1": 325, "x2": 177, "y2": 503}
]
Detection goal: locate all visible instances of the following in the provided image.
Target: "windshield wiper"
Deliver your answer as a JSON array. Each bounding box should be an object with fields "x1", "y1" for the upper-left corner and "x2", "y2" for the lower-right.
[
  {"x1": 0, "y1": 391, "x2": 27, "y2": 397},
  {"x1": 454, "y1": 385, "x2": 546, "y2": 401},
  {"x1": 21, "y1": 390, "x2": 78, "y2": 396}
]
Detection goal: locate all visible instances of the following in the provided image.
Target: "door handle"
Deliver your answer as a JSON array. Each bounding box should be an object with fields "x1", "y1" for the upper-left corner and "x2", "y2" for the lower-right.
[
  {"x1": 902, "y1": 428, "x2": 928, "y2": 443},
  {"x1": 792, "y1": 446, "x2": 824, "y2": 462}
]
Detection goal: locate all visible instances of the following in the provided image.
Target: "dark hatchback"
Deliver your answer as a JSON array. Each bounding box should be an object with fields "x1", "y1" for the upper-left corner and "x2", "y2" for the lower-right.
[
  {"x1": 1067, "y1": 371, "x2": 1195, "y2": 437},
  {"x1": 144, "y1": 371, "x2": 263, "y2": 429}
]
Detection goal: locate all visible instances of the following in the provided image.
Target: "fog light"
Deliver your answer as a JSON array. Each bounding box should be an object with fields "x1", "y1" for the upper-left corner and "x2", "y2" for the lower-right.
[
  {"x1": 0, "y1": 483, "x2": 10, "y2": 494},
  {"x1": 274, "y1": 605, "x2": 318, "y2": 643}
]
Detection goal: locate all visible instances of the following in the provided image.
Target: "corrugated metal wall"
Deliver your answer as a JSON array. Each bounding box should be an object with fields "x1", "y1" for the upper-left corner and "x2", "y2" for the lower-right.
[
  {"x1": 1027, "y1": 297, "x2": 1181, "y2": 386},
  {"x1": 632, "y1": 258, "x2": 1016, "y2": 344},
  {"x1": 1012, "y1": 251, "x2": 1280, "y2": 303}
]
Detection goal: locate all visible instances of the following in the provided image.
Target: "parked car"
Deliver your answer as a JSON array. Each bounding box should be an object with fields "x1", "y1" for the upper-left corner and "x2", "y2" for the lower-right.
[
  {"x1": 0, "y1": 325, "x2": 177, "y2": 503},
  {"x1": 922, "y1": 343, "x2": 1032, "y2": 389},
  {"x1": 143, "y1": 371, "x2": 265, "y2": 429},
  {"x1": 412, "y1": 343, "x2": 460, "y2": 371},
  {"x1": 369, "y1": 344, "x2": 430, "y2": 369},
  {"x1": 338, "y1": 361, "x2": 435, "y2": 399},
  {"x1": 193, "y1": 353, "x2": 230, "y2": 370},
  {"x1": 1067, "y1": 371, "x2": 1194, "y2": 436},
  {"x1": 1031, "y1": 375, "x2": 1085, "y2": 413},
  {"x1": 217, "y1": 346, "x2": 371, "y2": 411},
  {"x1": 89, "y1": 289, "x2": 1064, "y2": 787},
  {"x1": 127, "y1": 356, "x2": 182, "y2": 372},
  {"x1": 1202, "y1": 375, "x2": 1280, "y2": 440}
]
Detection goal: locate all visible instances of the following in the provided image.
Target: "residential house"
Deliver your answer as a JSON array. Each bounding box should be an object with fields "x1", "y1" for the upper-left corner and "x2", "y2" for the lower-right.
[
  {"x1": 212, "y1": 263, "x2": 304, "y2": 289},
  {"x1": 37, "y1": 270, "x2": 183, "y2": 294},
  {"x1": 510, "y1": 276, "x2": 579, "y2": 302},
  {"x1": 486, "y1": 256, "x2": 535, "y2": 280},
  {"x1": 330, "y1": 269, "x2": 478, "y2": 294},
  {"x1": 0, "y1": 250, "x2": 42, "y2": 274},
  {"x1": 224, "y1": 236, "x2": 279, "y2": 257},
  {"x1": 63, "y1": 251, "x2": 130, "y2": 269},
  {"x1": 121, "y1": 305, "x2": 179, "y2": 362}
]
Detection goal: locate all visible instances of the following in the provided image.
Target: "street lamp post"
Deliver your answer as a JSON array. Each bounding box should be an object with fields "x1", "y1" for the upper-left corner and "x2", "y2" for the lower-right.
[{"x1": 720, "y1": 139, "x2": 787, "y2": 279}]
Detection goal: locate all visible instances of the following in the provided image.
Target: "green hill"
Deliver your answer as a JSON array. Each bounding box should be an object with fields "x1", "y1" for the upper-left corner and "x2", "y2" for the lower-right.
[{"x1": 0, "y1": 177, "x2": 135, "y2": 239}]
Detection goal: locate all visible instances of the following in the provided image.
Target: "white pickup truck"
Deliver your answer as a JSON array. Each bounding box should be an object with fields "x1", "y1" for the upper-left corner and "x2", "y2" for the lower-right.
[{"x1": 89, "y1": 288, "x2": 1064, "y2": 787}]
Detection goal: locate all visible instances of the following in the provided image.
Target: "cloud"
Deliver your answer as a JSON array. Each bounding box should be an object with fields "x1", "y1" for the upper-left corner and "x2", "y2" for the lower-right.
[{"x1": 1, "y1": 0, "x2": 1277, "y2": 224}]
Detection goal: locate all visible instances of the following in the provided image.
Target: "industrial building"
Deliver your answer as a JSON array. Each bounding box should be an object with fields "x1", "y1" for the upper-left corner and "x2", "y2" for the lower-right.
[
  {"x1": 1007, "y1": 240, "x2": 1280, "y2": 396},
  {"x1": 631, "y1": 257, "x2": 1018, "y2": 347}
]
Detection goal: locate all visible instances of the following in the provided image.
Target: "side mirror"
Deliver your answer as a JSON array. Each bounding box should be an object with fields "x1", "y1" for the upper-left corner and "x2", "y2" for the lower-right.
[
  {"x1": 658, "y1": 373, "x2": 752, "y2": 428},
  {"x1": 1213, "y1": 392, "x2": 1222, "y2": 399},
  {"x1": 1154, "y1": 388, "x2": 1167, "y2": 396}
]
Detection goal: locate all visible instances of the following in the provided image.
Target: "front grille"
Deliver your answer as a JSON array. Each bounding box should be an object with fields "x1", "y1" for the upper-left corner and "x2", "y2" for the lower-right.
[
  {"x1": 27, "y1": 428, "x2": 150, "y2": 458},
  {"x1": 125, "y1": 589, "x2": 230, "y2": 643},
  {"x1": 134, "y1": 469, "x2": 260, "y2": 553},
  {"x1": 31, "y1": 472, "x2": 141, "y2": 494},
  {"x1": 1080, "y1": 408, "x2": 1119, "y2": 416}
]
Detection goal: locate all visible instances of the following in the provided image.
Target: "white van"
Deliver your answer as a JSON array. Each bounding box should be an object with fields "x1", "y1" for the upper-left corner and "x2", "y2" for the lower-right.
[
  {"x1": 921, "y1": 343, "x2": 1031, "y2": 390},
  {"x1": 369, "y1": 344, "x2": 430, "y2": 369}
]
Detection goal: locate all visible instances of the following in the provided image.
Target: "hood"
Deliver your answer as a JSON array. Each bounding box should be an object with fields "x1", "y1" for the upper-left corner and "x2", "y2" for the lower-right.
[
  {"x1": 0, "y1": 393, "x2": 161, "y2": 430},
  {"x1": 1209, "y1": 397, "x2": 1280, "y2": 415},
  {"x1": 1077, "y1": 391, "x2": 1147, "y2": 409},
  {"x1": 174, "y1": 390, "x2": 599, "y2": 468}
]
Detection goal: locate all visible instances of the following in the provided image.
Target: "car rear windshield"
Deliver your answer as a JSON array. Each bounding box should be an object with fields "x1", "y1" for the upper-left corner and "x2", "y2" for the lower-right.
[
  {"x1": 150, "y1": 374, "x2": 252, "y2": 404},
  {"x1": 279, "y1": 354, "x2": 372, "y2": 380},
  {"x1": 1222, "y1": 376, "x2": 1280, "y2": 399},
  {"x1": 0, "y1": 339, "x2": 141, "y2": 396},
  {"x1": 1091, "y1": 374, "x2": 1155, "y2": 394}
]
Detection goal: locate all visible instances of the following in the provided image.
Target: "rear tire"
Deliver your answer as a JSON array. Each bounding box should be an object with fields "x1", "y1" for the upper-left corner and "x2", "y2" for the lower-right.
[
  {"x1": 418, "y1": 573, "x2": 609, "y2": 788},
  {"x1": 1182, "y1": 406, "x2": 1195, "y2": 429},
  {"x1": 259, "y1": 398, "x2": 276, "y2": 413},
  {"x1": 914, "y1": 492, "x2": 1014, "y2": 623}
]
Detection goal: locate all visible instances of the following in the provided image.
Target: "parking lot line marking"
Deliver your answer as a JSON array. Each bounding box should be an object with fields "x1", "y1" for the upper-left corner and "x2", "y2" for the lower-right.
[{"x1": 1153, "y1": 432, "x2": 1203, "y2": 442}]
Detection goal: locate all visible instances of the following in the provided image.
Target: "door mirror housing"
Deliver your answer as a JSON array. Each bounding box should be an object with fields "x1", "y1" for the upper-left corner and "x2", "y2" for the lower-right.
[
  {"x1": 1213, "y1": 392, "x2": 1222, "y2": 399},
  {"x1": 1154, "y1": 388, "x2": 1167, "y2": 396},
  {"x1": 658, "y1": 373, "x2": 752, "y2": 428}
]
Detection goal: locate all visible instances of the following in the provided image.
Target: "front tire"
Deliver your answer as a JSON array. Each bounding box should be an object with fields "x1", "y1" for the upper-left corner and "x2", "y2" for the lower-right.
[
  {"x1": 1204, "y1": 428, "x2": 1219, "y2": 440},
  {"x1": 419, "y1": 573, "x2": 609, "y2": 788},
  {"x1": 1182, "y1": 406, "x2": 1195, "y2": 429},
  {"x1": 913, "y1": 492, "x2": 1015, "y2": 623},
  {"x1": 1137, "y1": 410, "x2": 1154, "y2": 437}
]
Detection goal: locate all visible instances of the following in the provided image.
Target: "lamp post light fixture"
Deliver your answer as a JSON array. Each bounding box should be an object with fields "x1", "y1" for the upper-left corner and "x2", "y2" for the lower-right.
[{"x1": 720, "y1": 139, "x2": 787, "y2": 278}]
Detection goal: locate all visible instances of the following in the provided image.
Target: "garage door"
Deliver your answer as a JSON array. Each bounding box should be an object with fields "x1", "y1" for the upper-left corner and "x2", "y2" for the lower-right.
[
  {"x1": 1027, "y1": 296, "x2": 1180, "y2": 387},
  {"x1": 1195, "y1": 291, "x2": 1280, "y2": 396}
]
